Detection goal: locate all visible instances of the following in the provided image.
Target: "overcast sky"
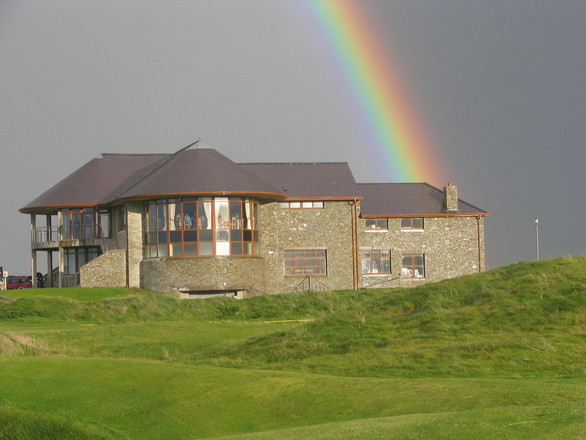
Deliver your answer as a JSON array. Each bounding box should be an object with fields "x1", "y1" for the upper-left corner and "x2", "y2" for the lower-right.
[{"x1": 2, "y1": 0, "x2": 585, "y2": 275}]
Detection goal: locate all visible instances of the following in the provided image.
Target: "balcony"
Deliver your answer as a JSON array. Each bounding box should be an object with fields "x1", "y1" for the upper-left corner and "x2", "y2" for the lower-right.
[{"x1": 32, "y1": 225, "x2": 111, "y2": 245}]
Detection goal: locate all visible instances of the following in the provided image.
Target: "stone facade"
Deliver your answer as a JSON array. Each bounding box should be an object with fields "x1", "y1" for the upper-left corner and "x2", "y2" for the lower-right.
[
  {"x1": 80, "y1": 200, "x2": 485, "y2": 296},
  {"x1": 80, "y1": 249, "x2": 126, "y2": 288},
  {"x1": 22, "y1": 147, "x2": 488, "y2": 295},
  {"x1": 260, "y1": 200, "x2": 355, "y2": 294},
  {"x1": 358, "y1": 215, "x2": 485, "y2": 289},
  {"x1": 126, "y1": 202, "x2": 143, "y2": 288},
  {"x1": 141, "y1": 256, "x2": 265, "y2": 295}
]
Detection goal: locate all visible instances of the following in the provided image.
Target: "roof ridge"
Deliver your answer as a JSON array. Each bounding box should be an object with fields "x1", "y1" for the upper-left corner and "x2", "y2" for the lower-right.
[
  {"x1": 358, "y1": 182, "x2": 428, "y2": 185},
  {"x1": 241, "y1": 161, "x2": 349, "y2": 165},
  {"x1": 107, "y1": 143, "x2": 195, "y2": 202},
  {"x1": 100, "y1": 153, "x2": 170, "y2": 157}
]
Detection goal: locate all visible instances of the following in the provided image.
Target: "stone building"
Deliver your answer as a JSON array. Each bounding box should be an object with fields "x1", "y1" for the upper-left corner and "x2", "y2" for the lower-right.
[{"x1": 21, "y1": 142, "x2": 489, "y2": 296}]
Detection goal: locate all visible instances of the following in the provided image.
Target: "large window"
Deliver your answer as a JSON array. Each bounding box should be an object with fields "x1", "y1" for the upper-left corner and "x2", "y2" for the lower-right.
[
  {"x1": 361, "y1": 250, "x2": 391, "y2": 274},
  {"x1": 401, "y1": 218, "x2": 424, "y2": 230},
  {"x1": 145, "y1": 197, "x2": 259, "y2": 258},
  {"x1": 61, "y1": 208, "x2": 111, "y2": 240},
  {"x1": 284, "y1": 249, "x2": 327, "y2": 275},
  {"x1": 402, "y1": 255, "x2": 425, "y2": 279},
  {"x1": 365, "y1": 219, "x2": 388, "y2": 230},
  {"x1": 64, "y1": 247, "x2": 101, "y2": 274}
]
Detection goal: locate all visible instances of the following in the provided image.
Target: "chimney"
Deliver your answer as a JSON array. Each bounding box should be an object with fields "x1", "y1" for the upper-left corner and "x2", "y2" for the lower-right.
[{"x1": 444, "y1": 183, "x2": 459, "y2": 211}]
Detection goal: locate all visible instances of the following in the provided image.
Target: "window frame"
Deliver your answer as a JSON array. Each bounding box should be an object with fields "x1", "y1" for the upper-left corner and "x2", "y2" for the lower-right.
[
  {"x1": 401, "y1": 217, "x2": 424, "y2": 230},
  {"x1": 401, "y1": 254, "x2": 425, "y2": 279},
  {"x1": 145, "y1": 197, "x2": 259, "y2": 258},
  {"x1": 361, "y1": 249, "x2": 391, "y2": 275},
  {"x1": 280, "y1": 201, "x2": 324, "y2": 209},
  {"x1": 365, "y1": 218, "x2": 388, "y2": 230},
  {"x1": 61, "y1": 208, "x2": 111, "y2": 240},
  {"x1": 284, "y1": 249, "x2": 327, "y2": 276},
  {"x1": 63, "y1": 246, "x2": 101, "y2": 274}
]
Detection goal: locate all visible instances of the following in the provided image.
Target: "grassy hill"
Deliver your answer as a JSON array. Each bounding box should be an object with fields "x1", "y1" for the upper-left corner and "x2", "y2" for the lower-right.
[{"x1": 0, "y1": 257, "x2": 584, "y2": 439}]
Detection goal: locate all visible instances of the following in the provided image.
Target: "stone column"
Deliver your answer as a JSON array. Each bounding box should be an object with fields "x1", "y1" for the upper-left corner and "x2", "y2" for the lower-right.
[{"x1": 125, "y1": 202, "x2": 144, "y2": 288}]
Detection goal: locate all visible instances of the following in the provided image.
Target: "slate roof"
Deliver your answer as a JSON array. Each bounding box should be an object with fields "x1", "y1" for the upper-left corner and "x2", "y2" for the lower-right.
[
  {"x1": 118, "y1": 147, "x2": 285, "y2": 201},
  {"x1": 20, "y1": 144, "x2": 489, "y2": 218},
  {"x1": 21, "y1": 153, "x2": 168, "y2": 212},
  {"x1": 240, "y1": 162, "x2": 359, "y2": 199},
  {"x1": 358, "y1": 183, "x2": 489, "y2": 217}
]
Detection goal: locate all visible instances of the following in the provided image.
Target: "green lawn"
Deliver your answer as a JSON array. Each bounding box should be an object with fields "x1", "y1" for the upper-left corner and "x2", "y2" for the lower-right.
[
  {"x1": 0, "y1": 256, "x2": 585, "y2": 439},
  {"x1": 2, "y1": 287, "x2": 153, "y2": 302}
]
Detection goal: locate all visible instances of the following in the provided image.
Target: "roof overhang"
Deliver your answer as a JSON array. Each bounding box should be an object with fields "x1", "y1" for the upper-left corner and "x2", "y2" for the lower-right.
[{"x1": 361, "y1": 212, "x2": 491, "y2": 218}]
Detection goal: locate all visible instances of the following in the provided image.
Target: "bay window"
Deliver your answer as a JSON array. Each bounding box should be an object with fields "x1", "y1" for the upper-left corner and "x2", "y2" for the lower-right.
[{"x1": 145, "y1": 197, "x2": 259, "y2": 257}]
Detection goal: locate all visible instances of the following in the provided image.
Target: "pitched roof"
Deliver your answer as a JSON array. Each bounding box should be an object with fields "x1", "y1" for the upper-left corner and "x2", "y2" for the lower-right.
[
  {"x1": 20, "y1": 144, "x2": 489, "y2": 218},
  {"x1": 358, "y1": 183, "x2": 489, "y2": 217},
  {"x1": 20, "y1": 153, "x2": 168, "y2": 212},
  {"x1": 117, "y1": 147, "x2": 285, "y2": 200},
  {"x1": 240, "y1": 162, "x2": 359, "y2": 199}
]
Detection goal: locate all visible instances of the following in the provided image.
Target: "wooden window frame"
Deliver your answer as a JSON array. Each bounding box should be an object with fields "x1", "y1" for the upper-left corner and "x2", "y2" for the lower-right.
[
  {"x1": 284, "y1": 249, "x2": 327, "y2": 276},
  {"x1": 401, "y1": 217, "x2": 424, "y2": 230},
  {"x1": 401, "y1": 254, "x2": 425, "y2": 279},
  {"x1": 361, "y1": 250, "x2": 391, "y2": 274},
  {"x1": 145, "y1": 197, "x2": 259, "y2": 258},
  {"x1": 365, "y1": 218, "x2": 388, "y2": 230}
]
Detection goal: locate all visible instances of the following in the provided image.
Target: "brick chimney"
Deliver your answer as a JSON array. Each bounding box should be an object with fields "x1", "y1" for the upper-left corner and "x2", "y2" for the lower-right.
[{"x1": 444, "y1": 183, "x2": 459, "y2": 211}]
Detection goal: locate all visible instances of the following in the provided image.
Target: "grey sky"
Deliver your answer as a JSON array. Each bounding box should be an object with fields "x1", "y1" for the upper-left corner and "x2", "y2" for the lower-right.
[{"x1": 1, "y1": 0, "x2": 585, "y2": 275}]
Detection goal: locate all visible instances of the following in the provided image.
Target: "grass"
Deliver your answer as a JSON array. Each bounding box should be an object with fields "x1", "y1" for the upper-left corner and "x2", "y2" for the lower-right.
[
  {"x1": 1, "y1": 357, "x2": 584, "y2": 440},
  {"x1": 0, "y1": 256, "x2": 585, "y2": 439},
  {"x1": 2, "y1": 287, "x2": 153, "y2": 302}
]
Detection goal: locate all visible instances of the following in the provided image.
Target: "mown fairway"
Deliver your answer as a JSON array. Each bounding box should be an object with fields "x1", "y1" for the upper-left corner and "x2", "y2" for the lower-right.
[{"x1": 1, "y1": 257, "x2": 585, "y2": 439}]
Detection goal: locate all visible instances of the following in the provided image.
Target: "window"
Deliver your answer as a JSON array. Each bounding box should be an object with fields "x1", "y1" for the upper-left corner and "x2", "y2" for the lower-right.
[
  {"x1": 64, "y1": 247, "x2": 101, "y2": 274},
  {"x1": 401, "y1": 218, "x2": 424, "y2": 230},
  {"x1": 145, "y1": 197, "x2": 259, "y2": 258},
  {"x1": 281, "y1": 201, "x2": 324, "y2": 209},
  {"x1": 402, "y1": 255, "x2": 425, "y2": 279},
  {"x1": 284, "y1": 249, "x2": 327, "y2": 275},
  {"x1": 361, "y1": 250, "x2": 391, "y2": 274},
  {"x1": 365, "y1": 219, "x2": 388, "y2": 230},
  {"x1": 61, "y1": 208, "x2": 111, "y2": 240}
]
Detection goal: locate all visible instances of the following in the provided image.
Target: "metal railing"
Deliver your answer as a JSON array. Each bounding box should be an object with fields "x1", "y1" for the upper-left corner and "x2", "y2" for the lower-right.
[
  {"x1": 291, "y1": 275, "x2": 330, "y2": 293},
  {"x1": 61, "y1": 273, "x2": 80, "y2": 288},
  {"x1": 32, "y1": 225, "x2": 110, "y2": 243},
  {"x1": 33, "y1": 226, "x2": 60, "y2": 243}
]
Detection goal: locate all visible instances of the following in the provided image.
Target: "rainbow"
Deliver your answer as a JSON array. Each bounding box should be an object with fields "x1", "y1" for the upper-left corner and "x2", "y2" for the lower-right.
[{"x1": 305, "y1": 0, "x2": 442, "y2": 184}]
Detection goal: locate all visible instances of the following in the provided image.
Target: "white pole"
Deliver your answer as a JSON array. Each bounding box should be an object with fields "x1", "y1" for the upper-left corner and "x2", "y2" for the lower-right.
[{"x1": 535, "y1": 218, "x2": 540, "y2": 261}]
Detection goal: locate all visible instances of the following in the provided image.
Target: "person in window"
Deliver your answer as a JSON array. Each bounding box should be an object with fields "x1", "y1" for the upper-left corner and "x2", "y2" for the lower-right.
[
  {"x1": 183, "y1": 214, "x2": 192, "y2": 229},
  {"x1": 218, "y1": 215, "x2": 228, "y2": 230}
]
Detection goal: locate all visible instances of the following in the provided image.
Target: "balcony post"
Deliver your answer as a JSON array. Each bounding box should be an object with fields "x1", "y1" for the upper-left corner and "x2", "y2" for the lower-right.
[
  {"x1": 58, "y1": 246, "x2": 64, "y2": 288},
  {"x1": 30, "y1": 214, "x2": 37, "y2": 287},
  {"x1": 47, "y1": 251, "x2": 54, "y2": 288}
]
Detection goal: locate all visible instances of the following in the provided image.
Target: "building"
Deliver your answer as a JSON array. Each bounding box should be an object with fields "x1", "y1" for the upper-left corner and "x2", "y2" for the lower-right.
[{"x1": 20, "y1": 142, "x2": 489, "y2": 296}]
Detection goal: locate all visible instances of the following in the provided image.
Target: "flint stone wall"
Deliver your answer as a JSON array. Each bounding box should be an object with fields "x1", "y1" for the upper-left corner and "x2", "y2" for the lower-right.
[
  {"x1": 358, "y1": 215, "x2": 485, "y2": 289},
  {"x1": 141, "y1": 256, "x2": 265, "y2": 295},
  {"x1": 260, "y1": 201, "x2": 355, "y2": 294},
  {"x1": 80, "y1": 249, "x2": 127, "y2": 287}
]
